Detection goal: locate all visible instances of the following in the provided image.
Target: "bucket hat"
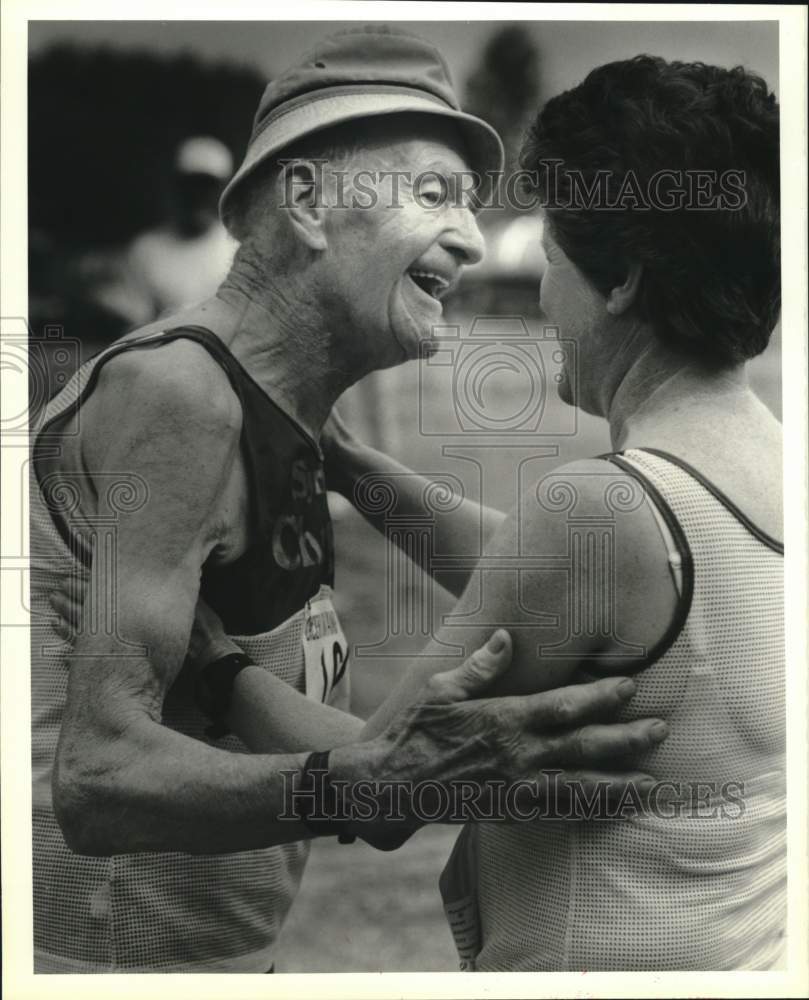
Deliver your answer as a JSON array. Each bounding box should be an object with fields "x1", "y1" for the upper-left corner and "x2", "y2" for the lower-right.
[{"x1": 219, "y1": 26, "x2": 504, "y2": 224}]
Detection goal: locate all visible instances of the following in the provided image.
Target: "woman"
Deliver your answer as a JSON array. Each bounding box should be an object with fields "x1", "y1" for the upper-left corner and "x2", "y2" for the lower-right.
[
  {"x1": 346, "y1": 54, "x2": 783, "y2": 971},
  {"x1": 469, "y1": 55, "x2": 783, "y2": 970}
]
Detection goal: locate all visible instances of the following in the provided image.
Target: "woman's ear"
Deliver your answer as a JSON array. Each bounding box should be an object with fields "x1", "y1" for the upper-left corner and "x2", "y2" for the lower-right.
[
  {"x1": 606, "y1": 261, "x2": 643, "y2": 315},
  {"x1": 280, "y1": 160, "x2": 329, "y2": 251}
]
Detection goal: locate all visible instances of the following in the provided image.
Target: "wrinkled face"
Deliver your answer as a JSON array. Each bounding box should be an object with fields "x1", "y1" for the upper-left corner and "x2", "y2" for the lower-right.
[
  {"x1": 539, "y1": 218, "x2": 611, "y2": 413},
  {"x1": 318, "y1": 122, "x2": 485, "y2": 371}
]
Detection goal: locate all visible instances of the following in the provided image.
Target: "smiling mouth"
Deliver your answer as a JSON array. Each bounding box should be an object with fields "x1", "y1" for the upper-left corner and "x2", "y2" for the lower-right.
[{"x1": 407, "y1": 268, "x2": 452, "y2": 302}]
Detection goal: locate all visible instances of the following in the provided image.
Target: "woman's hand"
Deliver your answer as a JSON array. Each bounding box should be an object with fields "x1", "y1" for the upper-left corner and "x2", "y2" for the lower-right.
[
  {"x1": 48, "y1": 570, "x2": 89, "y2": 643},
  {"x1": 320, "y1": 406, "x2": 365, "y2": 498},
  {"x1": 185, "y1": 596, "x2": 241, "y2": 666}
]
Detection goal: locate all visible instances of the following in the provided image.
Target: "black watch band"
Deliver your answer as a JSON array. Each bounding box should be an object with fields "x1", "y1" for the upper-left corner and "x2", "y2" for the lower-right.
[
  {"x1": 195, "y1": 651, "x2": 255, "y2": 740},
  {"x1": 297, "y1": 751, "x2": 356, "y2": 844}
]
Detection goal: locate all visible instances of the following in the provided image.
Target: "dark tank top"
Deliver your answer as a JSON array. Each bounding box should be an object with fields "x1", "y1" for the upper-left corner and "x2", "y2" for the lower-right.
[{"x1": 34, "y1": 325, "x2": 335, "y2": 635}]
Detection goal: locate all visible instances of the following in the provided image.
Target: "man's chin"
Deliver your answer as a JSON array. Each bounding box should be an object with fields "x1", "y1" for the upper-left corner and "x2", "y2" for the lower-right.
[
  {"x1": 384, "y1": 327, "x2": 422, "y2": 367},
  {"x1": 393, "y1": 314, "x2": 441, "y2": 362}
]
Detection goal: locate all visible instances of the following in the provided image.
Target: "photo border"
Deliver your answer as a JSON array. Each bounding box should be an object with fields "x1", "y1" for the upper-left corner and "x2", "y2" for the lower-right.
[{"x1": 2, "y1": 2, "x2": 806, "y2": 998}]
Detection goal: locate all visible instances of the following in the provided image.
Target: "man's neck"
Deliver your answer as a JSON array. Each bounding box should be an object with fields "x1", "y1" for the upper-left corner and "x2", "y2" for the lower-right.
[{"x1": 202, "y1": 274, "x2": 354, "y2": 441}]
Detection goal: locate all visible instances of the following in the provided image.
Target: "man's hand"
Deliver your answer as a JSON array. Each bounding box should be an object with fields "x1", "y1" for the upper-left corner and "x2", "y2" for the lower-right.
[{"x1": 332, "y1": 629, "x2": 668, "y2": 844}]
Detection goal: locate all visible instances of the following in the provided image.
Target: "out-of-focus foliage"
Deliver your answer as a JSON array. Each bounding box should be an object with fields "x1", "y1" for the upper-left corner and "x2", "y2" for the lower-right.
[
  {"x1": 29, "y1": 45, "x2": 264, "y2": 247},
  {"x1": 28, "y1": 46, "x2": 265, "y2": 350},
  {"x1": 463, "y1": 25, "x2": 542, "y2": 185}
]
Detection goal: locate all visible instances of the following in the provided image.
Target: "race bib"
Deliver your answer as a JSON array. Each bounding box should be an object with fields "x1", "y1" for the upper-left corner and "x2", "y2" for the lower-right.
[
  {"x1": 302, "y1": 593, "x2": 349, "y2": 706},
  {"x1": 439, "y1": 824, "x2": 481, "y2": 971}
]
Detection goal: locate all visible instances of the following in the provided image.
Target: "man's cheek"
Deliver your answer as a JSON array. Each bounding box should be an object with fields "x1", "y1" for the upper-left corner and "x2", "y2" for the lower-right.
[{"x1": 346, "y1": 200, "x2": 384, "y2": 234}]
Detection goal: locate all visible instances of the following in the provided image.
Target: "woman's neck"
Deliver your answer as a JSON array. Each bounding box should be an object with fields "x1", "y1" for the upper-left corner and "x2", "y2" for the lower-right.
[{"x1": 607, "y1": 339, "x2": 749, "y2": 451}]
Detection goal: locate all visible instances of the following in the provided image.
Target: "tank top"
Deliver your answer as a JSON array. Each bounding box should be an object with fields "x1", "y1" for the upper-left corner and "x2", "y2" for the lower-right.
[
  {"x1": 440, "y1": 448, "x2": 785, "y2": 971},
  {"x1": 30, "y1": 326, "x2": 349, "y2": 972}
]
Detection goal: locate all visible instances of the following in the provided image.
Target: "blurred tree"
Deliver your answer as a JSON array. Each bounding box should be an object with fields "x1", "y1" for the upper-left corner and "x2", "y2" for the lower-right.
[
  {"x1": 28, "y1": 45, "x2": 265, "y2": 350},
  {"x1": 463, "y1": 25, "x2": 542, "y2": 197},
  {"x1": 29, "y1": 45, "x2": 264, "y2": 248}
]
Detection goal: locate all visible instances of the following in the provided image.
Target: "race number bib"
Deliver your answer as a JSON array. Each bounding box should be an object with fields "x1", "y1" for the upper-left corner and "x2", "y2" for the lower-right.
[{"x1": 302, "y1": 593, "x2": 349, "y2": 706}]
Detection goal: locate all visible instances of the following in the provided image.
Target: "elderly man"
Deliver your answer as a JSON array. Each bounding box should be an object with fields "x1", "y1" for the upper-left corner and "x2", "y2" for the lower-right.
[{"x1": 32, "y1": 28, "x2": 667, "y2": 973}]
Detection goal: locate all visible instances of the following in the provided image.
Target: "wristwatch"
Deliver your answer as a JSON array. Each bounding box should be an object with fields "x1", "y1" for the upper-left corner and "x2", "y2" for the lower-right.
[{"x1": 297, "y1": 750, "x2": 356, "y2": 844}]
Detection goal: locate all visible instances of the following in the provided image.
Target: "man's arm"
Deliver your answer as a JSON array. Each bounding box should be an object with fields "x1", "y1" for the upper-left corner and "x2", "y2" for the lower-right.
[{"x1": 52, "y1": 342, "x2": 325, "y2": 854}]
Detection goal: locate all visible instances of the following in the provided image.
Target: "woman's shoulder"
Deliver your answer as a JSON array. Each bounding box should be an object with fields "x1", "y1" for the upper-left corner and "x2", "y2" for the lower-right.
[
  {"x1": 622, "y1": 396, "x2": 783, "y2": 543},
  {"x1": 622, "y1": 441, "x2": 782, "y2": 548},
  {"x1": 485, "y1": 456, "x2": 683, "y2": 694}
]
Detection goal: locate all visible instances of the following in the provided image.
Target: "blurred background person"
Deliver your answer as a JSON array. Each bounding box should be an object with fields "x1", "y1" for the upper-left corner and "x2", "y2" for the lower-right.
[
  {"x1": 27, "y1": 44, "x2": 262, "y2": 418},
  {"x1": 125, "y1": 136, "x2": 236, "y2": 319}
]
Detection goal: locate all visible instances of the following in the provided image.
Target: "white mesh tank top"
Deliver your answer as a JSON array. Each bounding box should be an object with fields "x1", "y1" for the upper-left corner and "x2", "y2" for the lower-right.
[
  {"x1": 441, "y1": 448, "x2": 785, "y2": 971},
  {"x1": 30, "y1": 335, "x2": 348, "y2": 972}
]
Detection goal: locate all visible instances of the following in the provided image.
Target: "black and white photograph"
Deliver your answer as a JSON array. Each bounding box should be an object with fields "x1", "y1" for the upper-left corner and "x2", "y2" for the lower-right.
[{"x1": 1, "y1": 2, "x2": 807, "y2": 996}]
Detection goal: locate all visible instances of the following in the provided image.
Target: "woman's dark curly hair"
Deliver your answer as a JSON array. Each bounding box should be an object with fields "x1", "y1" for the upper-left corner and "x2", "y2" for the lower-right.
[{"x1": 521, "y1": 55, "x2": 780, "y2": 364}]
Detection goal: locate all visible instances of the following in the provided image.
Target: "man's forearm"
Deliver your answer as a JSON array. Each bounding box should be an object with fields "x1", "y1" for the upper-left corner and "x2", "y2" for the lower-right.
[
  {"x1": 359, "y1": 650, "x2": 448, "y2": 741},
  {"x1": 56, "y1": 676, "x2": 418, "y2": 858},
  {"x1": 54, "y1": 619, "x2": 352, "y2": 856},
  {"x1": 55, "y1": 699, "x2": 313, "y2": 855}
]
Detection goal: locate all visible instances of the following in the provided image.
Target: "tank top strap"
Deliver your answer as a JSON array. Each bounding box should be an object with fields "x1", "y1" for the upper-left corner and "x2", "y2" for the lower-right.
[
  {"x1": 629, "y1": 447, "x2": 783, "y2": 553},
  {"x1": 589, "y1": 449, "x2": 695, "y2": 676},
  {"x1": 35, "y1": 326, "x2": 233, "y2": 437}
]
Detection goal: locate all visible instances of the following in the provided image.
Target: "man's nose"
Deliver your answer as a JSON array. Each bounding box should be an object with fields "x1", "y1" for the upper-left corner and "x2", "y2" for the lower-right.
[{"x1": 443, "y1": 206, "x2": 486, "y2": 267}]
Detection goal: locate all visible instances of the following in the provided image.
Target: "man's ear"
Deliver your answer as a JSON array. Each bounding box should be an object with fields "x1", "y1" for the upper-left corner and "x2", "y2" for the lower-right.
[
  {"x1": 279, "y1": 159, "x2": 329, "y2": 251},
  {"x1": 606, "y1": 261, "x2": 643, "y2": 316}
]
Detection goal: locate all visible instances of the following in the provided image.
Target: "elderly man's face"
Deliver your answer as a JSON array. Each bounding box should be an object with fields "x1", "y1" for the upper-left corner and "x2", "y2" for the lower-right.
[{"x1": 318, "y1": 121, "x2": 485, "y2": 369}]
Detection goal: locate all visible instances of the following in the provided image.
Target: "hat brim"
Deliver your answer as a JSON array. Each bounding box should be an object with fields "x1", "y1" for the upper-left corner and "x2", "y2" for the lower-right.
[{"x1": 219, "y1": 91, "x2": 504, "y2": 224}]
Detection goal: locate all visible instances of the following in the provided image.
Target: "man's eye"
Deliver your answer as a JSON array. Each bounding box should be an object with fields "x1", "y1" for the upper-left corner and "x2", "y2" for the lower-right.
[
  {"x1": 416, "y1": 174, "x2": 450, "y2": 207},
  {"x1": 419, "y1": 188, "x2": 444, "y2": 206}
]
